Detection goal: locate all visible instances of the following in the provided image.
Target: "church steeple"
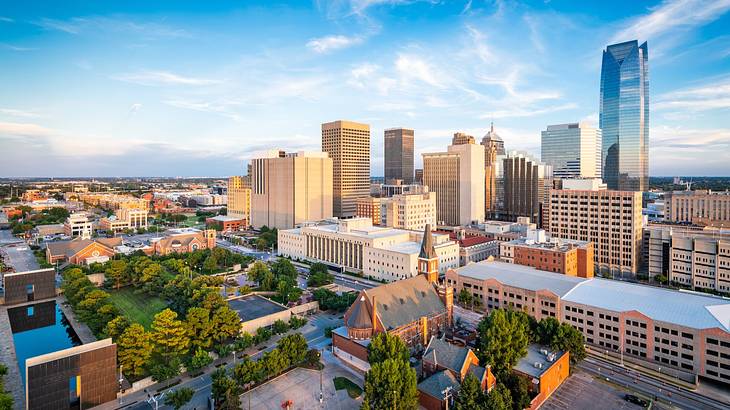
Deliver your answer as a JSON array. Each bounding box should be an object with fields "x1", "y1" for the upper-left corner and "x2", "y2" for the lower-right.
[{"x1": 418, "y1": 224, "x2": 439, "y2": 284}]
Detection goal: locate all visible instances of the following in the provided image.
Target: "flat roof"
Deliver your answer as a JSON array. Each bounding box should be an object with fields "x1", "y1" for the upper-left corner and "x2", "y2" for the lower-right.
[
  {"x1": 513, "y1": 344, "x2": 566, "y2": 379},
  {"x1": 3, "y1": 267, "x2": 55, "y2": 278},
  {"x1": 382, "y1": 241, "x2": 421, "y2": 254},
  {"x1": 227, "y1": 294, "x2": 287, "y2": 322},
  {"x1": 455, "y1": 261, "x2": 586, "y2": 297},
  {"x1": 26, "y1": 338, "x2": 113, "y2": 367}
]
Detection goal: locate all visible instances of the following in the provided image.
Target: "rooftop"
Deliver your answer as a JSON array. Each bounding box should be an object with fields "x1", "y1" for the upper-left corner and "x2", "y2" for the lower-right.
[
  {"x1": 513, "y1": 344, "x2": 566, "y2": 379},
  {"x1": 365, "y1": 275, "x2": 446, "y2": 330},
  {"x1": 423, "y1": 337, "x2": 470, "y2": 374},
  {"x1": 455, "y1": 260, "x2": 587, "y2": 297},
  {"x1": 417, "y1": 370, "x2": 460, "y2": 400}
]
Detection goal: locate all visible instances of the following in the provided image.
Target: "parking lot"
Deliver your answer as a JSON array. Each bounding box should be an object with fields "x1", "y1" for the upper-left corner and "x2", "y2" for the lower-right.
[{"x1": 542, "y1": 370, "x2": 648, "y2": 410}]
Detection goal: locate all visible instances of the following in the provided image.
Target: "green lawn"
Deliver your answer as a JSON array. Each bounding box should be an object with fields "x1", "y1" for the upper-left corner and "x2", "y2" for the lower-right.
[
  {"x1": 333, "y1": 377, "x2": 362, "y2": 399},
  {"x1": 108, "y1": 287, "x2": 168, "y2": 329}
]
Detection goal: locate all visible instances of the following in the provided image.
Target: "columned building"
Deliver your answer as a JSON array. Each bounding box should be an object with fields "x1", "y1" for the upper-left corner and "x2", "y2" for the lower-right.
[{"x1": 322, "y1": 120, "x2": 371, "y2": 218}]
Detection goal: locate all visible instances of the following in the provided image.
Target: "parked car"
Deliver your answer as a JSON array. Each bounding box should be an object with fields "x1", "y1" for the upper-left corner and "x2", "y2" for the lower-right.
[{"x1": 624, "y1": 394, "x2": 649, "y2": 407}]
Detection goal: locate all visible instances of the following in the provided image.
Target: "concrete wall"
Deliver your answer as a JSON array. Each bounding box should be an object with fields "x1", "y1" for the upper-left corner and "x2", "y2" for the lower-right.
[{"x1": 3, "y1": 268, "x2": 56, "y2": 305}]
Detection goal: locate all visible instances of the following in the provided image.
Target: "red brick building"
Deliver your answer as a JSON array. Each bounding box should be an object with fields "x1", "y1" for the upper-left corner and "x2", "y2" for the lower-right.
[
  {"x1": 46, "y1": 237, "x2": 122, "y2": 265},
  {"x1": 206, "y1": 215, "x2": 247, "y2": 232},
  {"x1": 513, "y1": 345, "x2": 570, "y2": 409},
  {"x1": 150, "y1": 228, "x2": 216, "y2": 255}
]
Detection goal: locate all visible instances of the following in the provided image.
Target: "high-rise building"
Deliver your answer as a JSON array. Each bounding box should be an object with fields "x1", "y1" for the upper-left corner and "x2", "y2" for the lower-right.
[
  {"x1": 423, "y1": 143, "x2": 485, "y2": 226},
  {"x1": 322, "y1": 120, "x2": 371, "y2": 218},
  {"x1": 414, "y1": 169, "x2": 424, "y2": 185},
  {"x1": 250, "y1": 150, "x2": 333, "y2": 230},
  {"x1": 227, "y1": 176, "x2": 251, "y2": 221},
  {"x1": 494, "y1": 151, "x2": 552, "y2": 225},
  {"x1": 600, "y1": 40, "x2": 649, "y2": 192},
  {"x1": 481, "y1": 123, "x2": 505, "y2": 218},
  {"x1": 384, "y1": 128, "x2": 414, "y2": 184},
  {"x1": 548, "y1": 179, "x2": 643, "y2": 276},
  {"x1": 541, "y1": 122, "x2": 602, "y2": 179},
  {"x1": 452, "y1": 132, "x2": 476, "y2": 145}
]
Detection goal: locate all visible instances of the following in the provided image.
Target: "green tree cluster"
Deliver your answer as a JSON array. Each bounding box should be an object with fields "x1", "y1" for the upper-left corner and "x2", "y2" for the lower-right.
[
  {"x1": 362, "y1": 333, "x2": 418, "y2": 410},
  {"x1": 312, "y1": 288, "x2": 358, "y2": 311},
  {"x1": 0, "y1": 363, "x2": 13, "y2": 410},
  {"x1": 307, "y1": 262, "x2": 334, "y2": 287},
  {"x1": 61, "y1": 268, "x2": 121, "y2": 335}
]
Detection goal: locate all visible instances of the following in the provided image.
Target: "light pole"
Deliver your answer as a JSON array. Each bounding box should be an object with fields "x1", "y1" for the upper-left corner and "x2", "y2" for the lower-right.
[
  {"x1": 146, "y1": 391, "x2": 165, "y2": 410},
  {"x1": 442, "y1": 386, "x2": 453, "y2": 410},
  {"x1": 118, "y1": 365, "x2": 124, "y2": 404}
]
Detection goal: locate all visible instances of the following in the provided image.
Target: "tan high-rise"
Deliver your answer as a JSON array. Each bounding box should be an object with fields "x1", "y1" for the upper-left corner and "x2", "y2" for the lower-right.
[
  {"x1": 227, "y1": 176, "x2": 251, "y2": 221},
  {"x1": 322, "y1": 120, "x2": 370, "y2": 218},
  {"x1": 423, "y1": 143, "x2": 485, "y2": 226},
  {"x1": 250, "y1": 150, "x2": 333, "y2": 230}
]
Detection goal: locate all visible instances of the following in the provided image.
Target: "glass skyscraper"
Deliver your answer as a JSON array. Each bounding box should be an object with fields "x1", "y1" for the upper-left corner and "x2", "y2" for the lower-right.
[
  {"x1": 599, "y1": 40, "x2": 649, "y2": 192},
  {"x1": 541, "y1": 122, "x2": 601, "y2": 179}
]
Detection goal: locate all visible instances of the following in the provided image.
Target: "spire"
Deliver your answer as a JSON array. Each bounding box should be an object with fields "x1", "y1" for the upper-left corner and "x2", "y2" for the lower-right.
[
  {"x1": 490, "y1": 121, "x2": 494, "y2": 133},
  {"x1": 419, "y1": 224, "x2": 437, "y2": 259}
]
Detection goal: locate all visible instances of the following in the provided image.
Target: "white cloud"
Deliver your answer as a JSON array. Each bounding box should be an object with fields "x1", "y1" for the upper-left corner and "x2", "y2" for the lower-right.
[
  {"x1": 0, "y1": 16, "x2": 14, "y2": 23},
  {"x1": 163, "y1": 99, "x2": 241, "y2": 121},
  {"x1": 128, "y1": 103, "x2": 142, "y2": 116},
  {"x1": 307, "y1": 34, "x2": 364, "y2": 53},
  {"x1": 114, "y1": 70, "x2": 222, "y2": 86},
  {"x1": 32, "y1": 16, "x2": 191, "y2": 38},
  {"x1": 655, "y1": 77, "x2": 730, "y2": 111},
  {"x1": 395, "y1": 54, "x2": 445, "y2": 88},
  {"x1": 610, "y1": 0, "x2": 730, "y2": 44},
  {"x1": 481, "y1": 103, "x2": 577, "y2": 119},
  {"x1": 0, "y1": 43, "x2": 36, "y2": 51},
  {"x1": 0, "y1": 108, "x2": 42, "y2": 119},
  {"x1": 0, "y1": 121, "x2": 53, "y2": 136}
]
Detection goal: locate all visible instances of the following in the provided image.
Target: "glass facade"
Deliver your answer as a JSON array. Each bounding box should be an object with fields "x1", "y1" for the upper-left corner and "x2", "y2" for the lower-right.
[
  {"x1": 600, "y1": 40, "x2": 649, "y2": 192},
  {"x1": 541, "y1": 123, "x2": 602, "y2": 179}
]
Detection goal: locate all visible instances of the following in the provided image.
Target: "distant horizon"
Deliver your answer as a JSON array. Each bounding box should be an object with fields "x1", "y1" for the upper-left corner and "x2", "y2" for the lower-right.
[{"x1": 3, "y1": 175, "x2": 730, "y2": 180}]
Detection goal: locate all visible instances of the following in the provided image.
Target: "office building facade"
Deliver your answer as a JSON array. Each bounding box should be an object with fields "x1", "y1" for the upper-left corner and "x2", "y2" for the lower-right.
[
  {"x1": 665, "y1": 190, "x2": 730, "y2": 227},
  {"x1": 384, "y1": 128, "x2": 414, "y2": 184},
  {"x1": 600, "y1": 40, "x2": 649, "y2": 192},
  {"x1": 541, "y1": 122, "x2": 602, "y2": 179},
  {"x1": 495, "y1": 152, "x2": 552, "y2": 225},
  {"x1": 322, "y1": 120, "x2": 371, "y2": 218},
  {"x1": 482, "y1": 123, "x2": 505, "y2": 218},
  {"x1": 251, "y1": 150, "x2": 333, "y2": 229},
  {"x1": 423, "y1": 143, "x2": 485, "y2": 226},
  {"x1": 227, "y1": 175, "x2": 251, "y2": 220},
  {"x1": 499, "y1": 229, "x2": 594, "y2": 278}
]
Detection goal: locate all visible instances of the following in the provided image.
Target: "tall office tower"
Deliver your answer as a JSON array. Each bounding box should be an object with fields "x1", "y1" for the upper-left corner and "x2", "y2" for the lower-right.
[
  {"x1": 422, "y1": 143, "x2": 485, "y2": 226},
  {"x1": 250, "y1": 150, "x2": 333, "y2": 230},
  {"x1": 548, "y1": 178, "x2": 643, "y2": 276},
  {"x1": 481, "y1": 123, "x2": 505, "y2": 218},
  {"x1": 496, "y1": 151, "x2": 552, "y2": 225},
  {"x1": 452, "y1": 132, "x2": 476, "y2": 145},
  {"x1": 227, "y1": 176, "x2": 251, "y2": 220},
  {"x1": 600, "y1": 40, "x2": 649, "y2": 191},
  {"x1": 414, "y1": 169, "x2": 424, "y2": 184},
  {"x1": 322, "y1": 120, "x2": 371, "y2": 218},
  {"x1": 541, "y1": 122, "x2": 602, "y2": 179},
  {"x1": 384, "y1": 128, "x2": 414, "y2": 184}
]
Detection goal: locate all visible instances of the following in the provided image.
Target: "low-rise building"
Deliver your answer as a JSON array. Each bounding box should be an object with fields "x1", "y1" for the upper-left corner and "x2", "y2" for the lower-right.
[
  {"x1": 445, "y1": 259, "x2": 730, "y2": 386},
  {"x1": 279, "y1": 219, "x2": 458, "y2": 281},
  {"x1": 150, "y1": 228, "x2": 216, "y2": 255},
  {"x1": 356, "y1": 197, "x2": 381, "y2": 226},
  {"x1": 513, "y1": 345, "x2": 569, "y2": 409},
  {"x1": 206, "y1": 215, "x2": 247, "y2": 232},
  {"x1": 500, "y1": 229, "x2": 594, "y2": 278},
  {"x1": 442, "y1": 229, "x2": 499, "y2": 266},
  {"x1": 22, "y1": 189, "x2": 47, "y2": 202},
  {"x1": 99, "y1": 208, "x2": 149, "y2": 233},
  {"x1": 46, "y1": 237, "x2": 122, "y2": 265},
  {"x1": 665, "y1": 190, "x2": 730, "y2": 227},
  {"x1": 64, "y1": 212, "x2": 94, "y2": 240}
]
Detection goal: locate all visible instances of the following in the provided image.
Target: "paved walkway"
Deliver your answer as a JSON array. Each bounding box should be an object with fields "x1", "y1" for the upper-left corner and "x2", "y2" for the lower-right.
[{"x1": 0, "y1": 305, "x2": 25, "y2": 410}]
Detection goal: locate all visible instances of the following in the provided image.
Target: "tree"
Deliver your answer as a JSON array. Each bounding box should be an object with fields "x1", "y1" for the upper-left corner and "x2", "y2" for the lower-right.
[
  {"x1": 247, "y1": 261, "x2": 272, "y2": 286},
  {"x1": 484, "y1": 383, "x2": 513, "y2": 410},
  {"x1": 476, "y1": 309, "x2": 529, "y2": 379},
  {"x1": 550, "y1": 323, "x2": 586, "y2": 367},
  {"x1": 233, "y1": 357, "x2": 264, "y2": 387},
  {"x1": 458, "y1": 288, "x2": 473, "y2": 307},
  {"x1": 535, "y1": 317, "x2": 561, "y2": 345},
  {"x1": 212, "y1": 368, "x2": 241, "y2": 406},
  {"x1": 164, "y1": 387, "x2": 194, "y2": 410},
  {"x1": 118, "y1": 324, "x2": 152, "y2": 377},
  {"x1": 277, "y1": 333, "x2": 308, "y2": 365},
  {"x1": 210, "y1": 306, "x2": 241, "y2": 344},
  {"x1": 203, "y1": 255, "x2": 218, "y2": 274},
  {"x1": 188, "y1": 347, "x2": 213, "y2": 372},
  {"x1": 262, "y1": 348, "x2": 289, "y2": 377},
  {"x1": 150, "y1": 358, "x2": 182, "y2": 382},
  {"x1": 185, "y1": 307, "x2": 213, "y2": 350},
  {"x1": 104, "y1": 315, "x2": 130, "y2": 341},
  {"x1": 105, "y1": 259, "x2": 129, "y2": 289},
  {"x1": 454, "y1": 373, "x2": 484, "y2": 410},
  {"x1": 271, "y1": 258, "x2": 297, "y2": 280},
  {"x1": 151, "y1": 309, "x2": 190, "y2": 361},
  {"x1": 503, "y1": 373, "x2": 530, "y2": 410},
  {"x1": 272, "y1": 319, "x2": 289, "y2": 334},
  {"x1": 368, "y1": 332, "x2": 409, "y2": 364},
  {"x1": 361, "y1": 358, "x2": 418, "y2": 410}
]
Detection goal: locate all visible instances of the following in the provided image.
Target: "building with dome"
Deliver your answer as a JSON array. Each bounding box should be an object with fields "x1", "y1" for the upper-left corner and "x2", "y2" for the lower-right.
[{"x1": 481, "y1": 122, "x2": 505, "y2": 218}]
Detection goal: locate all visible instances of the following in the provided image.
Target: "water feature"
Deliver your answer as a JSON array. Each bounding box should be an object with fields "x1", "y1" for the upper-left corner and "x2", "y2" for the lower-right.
[{"x1": 7, "y1": 300, "x2": 81, "y2": 385}]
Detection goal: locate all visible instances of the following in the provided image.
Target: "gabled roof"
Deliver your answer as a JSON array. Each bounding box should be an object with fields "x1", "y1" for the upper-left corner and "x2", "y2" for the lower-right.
[
  {"x1": 364, "y1": 275, "x2": 445, "y2": 330},
  {"x1": 423, "y1": 337, "x2": 469, "y2": 375},
  {"x1": 47, "y1": 237, "x2": 121, "y2": 258},
  {"x1": 418, "y1": 370, "x2": 460, "y2": 400}
]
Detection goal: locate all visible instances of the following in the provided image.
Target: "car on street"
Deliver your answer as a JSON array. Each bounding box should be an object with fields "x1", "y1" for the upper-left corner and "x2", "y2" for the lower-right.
[{"x1": 624, "y1": 394, "x2": 649, "y2": 407}]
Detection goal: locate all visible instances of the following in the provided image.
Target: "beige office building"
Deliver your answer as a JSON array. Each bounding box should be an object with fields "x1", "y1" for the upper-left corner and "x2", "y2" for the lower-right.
[
  {"x1": 278, "y1": 217, "x2": 458, "y2": 281},
  {"x1": 381, "y1": 189, "x2": 437, "y2": 231},
  {"x1": 423, "y1": 143, "x2": 485, "y2": 226},
  {"x1": 250, "y1": 150, "x2": 333, "y2": 230},
  {"x1": 322, "y1": 120, "x2": 370, "y2": 218},
  {"x1": 645, "y1": 226, "x2": 730, "y2": 294},
  {"x1": 227, "y1": 176, "x2": 251, "y2": 220},
  {"x1": 548, "y1": 179, "x2": 643, "y2": 276},
  {"x1": 665, "y1": 190, "x2": 730, "y2": 227}
]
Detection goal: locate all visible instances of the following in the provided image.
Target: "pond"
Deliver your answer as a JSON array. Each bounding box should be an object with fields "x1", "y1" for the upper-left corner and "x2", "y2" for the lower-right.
[{"x1": 7, "y1": 300, "x2": 82, "y2": 385}]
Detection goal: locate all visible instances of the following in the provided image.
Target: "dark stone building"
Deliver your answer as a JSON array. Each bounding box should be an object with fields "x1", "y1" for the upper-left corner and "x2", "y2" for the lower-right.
[
  {"x1": 384, "y1": 128, "x2": 414, "y2": 184},
  {"x1": 3, "y1": 268, "x2": 56, "y2": 305},
  {"x1": 26, "y1": 339, "x2": 118, "y2": 409}
]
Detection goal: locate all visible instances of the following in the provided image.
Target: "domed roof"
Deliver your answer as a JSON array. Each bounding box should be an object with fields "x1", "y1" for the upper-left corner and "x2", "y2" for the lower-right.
[
  {"x1": 346, "y1": 295, "x2": 373, "y2": 329},
  {"x1": 482, "y1": 122, "x2": 502, "y2": 142}
]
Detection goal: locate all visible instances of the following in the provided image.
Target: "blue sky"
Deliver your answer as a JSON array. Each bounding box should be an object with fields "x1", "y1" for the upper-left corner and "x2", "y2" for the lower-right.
[{"x1": 1, "y1": 0, "x2": 729, "y2": 177}]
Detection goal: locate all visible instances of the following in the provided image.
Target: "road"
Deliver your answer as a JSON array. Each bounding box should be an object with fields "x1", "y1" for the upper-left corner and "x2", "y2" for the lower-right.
[
  {"x1": 578, "y1": 355, "x2": 728, "y2": 410},
  {"x1": 108, "y1": 312, "x2": 344, "y2": 410}
]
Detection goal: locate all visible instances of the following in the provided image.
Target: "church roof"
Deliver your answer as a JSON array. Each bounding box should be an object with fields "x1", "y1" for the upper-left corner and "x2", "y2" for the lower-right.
[
  {"x1": 346, "y1": 295, "x2": 373, "y2": 329},
  {"x1": 364, "y1": 275, "x2": 446, "y2": 330},
  {"x1": 419, "y1": 224, "x2": 437, "y2": 259}
]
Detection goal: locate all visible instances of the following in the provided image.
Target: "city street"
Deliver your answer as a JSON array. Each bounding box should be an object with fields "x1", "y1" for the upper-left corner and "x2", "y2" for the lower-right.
[{"x1": 578, "y1": 356, "x2": 729, "y2": 410}]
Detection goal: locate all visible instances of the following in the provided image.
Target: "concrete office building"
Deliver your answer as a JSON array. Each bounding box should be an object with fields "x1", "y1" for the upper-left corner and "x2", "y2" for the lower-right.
[
  {"x1": 322, "y1": 120, "x2": 370, "y2": 218},
  {"x1": 600, "y1": 40, "x2": 650, "y2": 192},
  {"x1": 384, "y1": 128, "x2": 414, "y2": 184},
  {"x1": 541, "y1": 122, "x2": 602, "y2": 179},
  {"x1": 445, "y1": 260, "x2": 730, "y2": 386},
  {"x1": 63, "y1": 212, "x2": 93, "y2": 240},
  {"x1": 422, "y1": 143, "x2": 485, "y2": 226},
  {"x1": 665, "y1": 190, "x2": 730, "y2": 227},
  {"x1": 645, "y1": 226, "x2": 730, "y2": 294},
  {"x1": 548, "y1": 180, "x2": 643, "y2": 276},
  {"x1": 494, "y1": 151, "x2": 552, "y2": 225},
  {"x1": 278, "y1": 218, "x2": 458, "y2": 281},
  {"x1": 481, "y1": 123, "x2": 505, "y2": 219},
  {"x1": 500, "y1": 229, "x2": 594, "y2": 278},
  {"x1": 251, "y1": 150, "x2": 333, "y2": 230},
  {"x1": 380, "y1": 181, "x2": 426, "y2": 198},
  {"x1": 452, "y1": 132, "x2": 476, "y2": 145},
  {"x1": 227, "y1": 175, "x2": 251, "y2": 220},
  {"x1": 358, "y1": 189, "x2": 437, "y2": 231}
]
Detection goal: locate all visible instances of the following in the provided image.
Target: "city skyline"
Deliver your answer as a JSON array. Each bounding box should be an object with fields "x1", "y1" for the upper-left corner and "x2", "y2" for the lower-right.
[{"x1": 1, "y1": 0, "x2": 730, "y2": 177}]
